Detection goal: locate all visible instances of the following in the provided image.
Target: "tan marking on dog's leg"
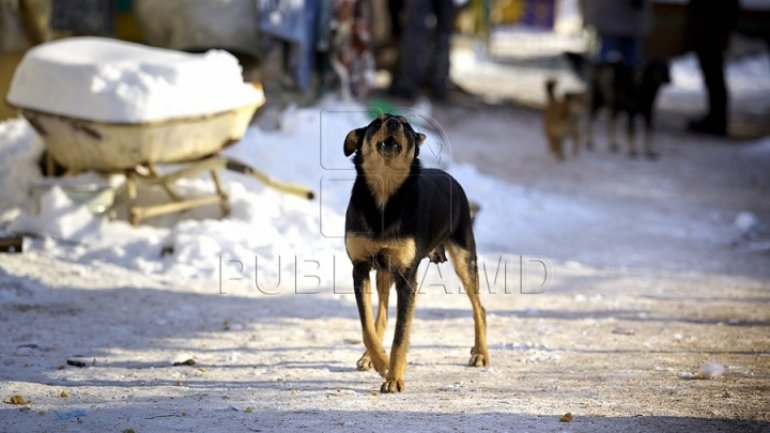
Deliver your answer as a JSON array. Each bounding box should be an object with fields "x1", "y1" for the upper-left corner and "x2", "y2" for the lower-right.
[
  {"x1": 374, "y1": 270, "x2": 392, "y2": 338},
  {"x1": 548, "y1": 136, "x2": 564, "y2": 161},
  {"x1": 353, "y1": 265, "x2": 389, "y2": 377},
  {"x1": 345, "y1": 235, "x2": 372, "y2": 262},
  {"x1": 387, "y1": 239, "x2": 416, "y2": 269},
  {"x1": 626, "y1": 128, "x2": 636, "y2": 156},
  {"x1": 357, "y1": 270, "x2": 392, "y2": 371},
  {"x1": 381, "y1": 272, "x2": 417, "y2": 393},
  {"x1": 447, "y1": 242, "x2": 489, "y2": 368}
]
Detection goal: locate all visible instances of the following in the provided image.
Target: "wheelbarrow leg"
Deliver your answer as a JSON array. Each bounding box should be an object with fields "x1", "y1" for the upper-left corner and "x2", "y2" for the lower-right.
[
  {"x1": 210, "y1": 168, "x2": 230, "y2": 218},
  {"x1": 148, "y1": 162, "x2": 182, "y2": 201},
  {"x1": 126, "y1": 171, "x2": 140, "y2": 226},
  {"x1": 123, "y1": 158, "x2": 234, "y2": 225}
]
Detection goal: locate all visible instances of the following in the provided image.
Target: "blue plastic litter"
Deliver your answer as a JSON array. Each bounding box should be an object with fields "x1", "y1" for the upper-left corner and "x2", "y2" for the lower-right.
[{"x1": 55, "y1": 410, "x2": 87, "y2": 420}]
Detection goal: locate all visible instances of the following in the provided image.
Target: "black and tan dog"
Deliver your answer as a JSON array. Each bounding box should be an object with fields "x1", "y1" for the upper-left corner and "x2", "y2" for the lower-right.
[
  {"x1": 343, "y1": 114, "x2": 488, "y2": 393},
  {"x1": 565, "y1": 52, "x2": 670, "y2": 159}
]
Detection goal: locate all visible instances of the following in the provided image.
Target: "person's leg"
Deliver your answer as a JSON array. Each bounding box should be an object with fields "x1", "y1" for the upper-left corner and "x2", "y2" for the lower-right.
[
  {"x1": 427, "y1": 0, "x2": 455, "y2": 100},
  {"x1": 691, "y1": 47, "x2": 727, "y2": 135},
  {"x1": 688, "y1": 0, "x2": 735, "y2": 136},
  {"x1": 388, "y1": 0, "x2": 403, "y2": 40},
  {"x1": 390, "y1": 0, "x2": 430, "y2": 99}
]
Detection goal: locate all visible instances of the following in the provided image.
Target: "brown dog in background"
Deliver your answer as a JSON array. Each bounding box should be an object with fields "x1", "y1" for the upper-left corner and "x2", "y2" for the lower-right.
[{"x1": 542, "y1": 79, "x2": 586, "y2": 161}]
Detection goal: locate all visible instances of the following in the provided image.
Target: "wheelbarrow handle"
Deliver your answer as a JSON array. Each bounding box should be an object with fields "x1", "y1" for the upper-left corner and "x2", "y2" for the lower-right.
[{"x1": 225, "y1": 158, "x2": 315, "y2": 200}]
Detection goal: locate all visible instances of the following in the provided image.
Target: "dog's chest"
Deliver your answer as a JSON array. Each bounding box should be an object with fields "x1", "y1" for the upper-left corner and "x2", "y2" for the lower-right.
[
  {"x1": 346, "y1": 178, "x2": 415, "y2": 235},
  {"x1": 345, "y1": 235, "x2": 416, "y2": 270}
]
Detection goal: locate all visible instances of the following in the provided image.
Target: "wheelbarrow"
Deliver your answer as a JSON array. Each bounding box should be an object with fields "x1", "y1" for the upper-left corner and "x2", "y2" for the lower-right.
[
  {"x1": 6, "y1": 38, "x2": 313, "y2": 225},
  {"x1": 14, "y1": 100, "x2": 314, "y2": 225}
]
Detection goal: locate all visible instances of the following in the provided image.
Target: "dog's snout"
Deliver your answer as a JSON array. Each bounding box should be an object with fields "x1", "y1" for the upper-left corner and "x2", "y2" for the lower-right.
[{"x1": 385, "y1": 117, "x2": 401, "y2": 130}]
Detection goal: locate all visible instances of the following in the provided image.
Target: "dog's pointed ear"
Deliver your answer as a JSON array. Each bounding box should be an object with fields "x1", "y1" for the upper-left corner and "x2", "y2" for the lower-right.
[
  {"x1": 416, "y1": 132, "x2": 426, "y2": 146},
  {"x1": 344, "y1": 127, "x2": 366, "y2": 156}
]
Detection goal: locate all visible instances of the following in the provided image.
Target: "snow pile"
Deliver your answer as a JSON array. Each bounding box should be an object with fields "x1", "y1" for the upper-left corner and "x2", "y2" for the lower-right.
[
  {"x1": 0, "y1": 119, "x2": 44, "y2": 216},
  {"x1": 7, "y1": 37, "x2": 263, "y2": 123},
  {"x1": 12, "y1": 186, "x2": 102, "y2": 240},
  {"x1": 734, "y1": 211, "x2": 759, "y2": 235}
]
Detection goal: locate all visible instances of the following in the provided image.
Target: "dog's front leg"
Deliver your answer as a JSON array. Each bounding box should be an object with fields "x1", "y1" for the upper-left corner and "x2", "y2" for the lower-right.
[
  {"x1": 356, "y1": 270, "x2": 392, "y2": 371},
  {"x1": 447, "y1": 242, "x2": 489, "y2": 367},
  {"x1": 353, "y1": 263, "x2": 389, "y2": 378},
  {"x1": 381, "y1": 269, "x2": 418, "y2": 393}
]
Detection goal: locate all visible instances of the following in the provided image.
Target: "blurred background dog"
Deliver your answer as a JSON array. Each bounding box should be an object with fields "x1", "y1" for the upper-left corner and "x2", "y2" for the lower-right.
[
  {"x1": 565, "y1": 52, "x2": 670, "y2": 159},
  {"x1": 542, "y1": 78, "x2": 587, "y2": 161}
]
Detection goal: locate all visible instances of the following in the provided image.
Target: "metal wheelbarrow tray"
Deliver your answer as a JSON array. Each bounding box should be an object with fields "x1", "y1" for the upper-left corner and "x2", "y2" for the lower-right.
[{"x1": 18, "y1": 102, "x2": 260, "y2": 172}]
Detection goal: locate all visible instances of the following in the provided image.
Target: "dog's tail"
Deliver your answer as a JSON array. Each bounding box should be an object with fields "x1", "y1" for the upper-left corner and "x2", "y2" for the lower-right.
[
  {"x1": 545, "y1": 78, "x2": 556, "y2": 102},
  {"x1": 563, "y1": 51, "x2": 588, "y2": 81},
  {"x1": 545, "y1": 79, "x2": 557, "y2": 103}
]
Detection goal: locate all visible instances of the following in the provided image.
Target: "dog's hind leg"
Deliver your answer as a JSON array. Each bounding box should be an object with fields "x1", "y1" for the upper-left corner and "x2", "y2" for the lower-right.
[
  {"x1": 353, "y1": 263, "x2": 389, "y2": 378},
  {"x1": 643, "y1": 111, "x2": 658, "y2": 160},
  {"x1": 381, "y1": 269, "x2": 418, "y2": 393},
  {"x1": 356, "y1": 270, "x2": 392, "y2": 371},
  {"x1": 608, "y1": 110, "x2": 620, "y2": 153},
  {"x1": 447, "y1": 242, "x2": 489, "y2": 368},
  {"x1": 548, "y1": 136, "x2": 565, "y2": 161},
  {"x1": 570, "y1": 121, "x2": 581, "y2": 157},
  {"x1": 626, "y1": 113, "x2": 638, "y2": 157}
]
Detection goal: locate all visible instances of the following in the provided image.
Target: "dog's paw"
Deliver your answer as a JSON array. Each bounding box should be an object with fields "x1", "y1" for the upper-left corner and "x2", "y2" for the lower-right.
[
  {"x1": 356, "y1": 352, "x2": 372, "y2": 371},
  {"x1": 628, "y1": 149, "x2": 639, "y2": 158},
  {"x1": 645, "y1": 150, "x2": 659, "y2": 160},
  {"x1": 380, "y1": 378, "x2": 405, "y2": 393},
  {"x1": 468, "y1": 347, "x2": 489, "y2": 367},
  {"x1": 609, "y1": 143, "x2": 620, "y2": 153}
]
